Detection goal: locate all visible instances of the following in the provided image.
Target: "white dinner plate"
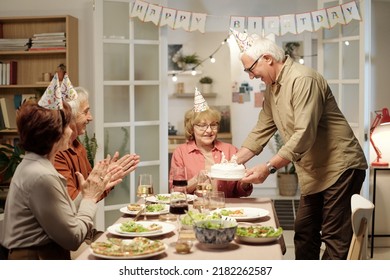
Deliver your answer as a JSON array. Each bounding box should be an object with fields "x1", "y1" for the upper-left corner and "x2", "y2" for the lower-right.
[
  {"x1": 210, "y1": 207, "x2": 269, "y2": 221},
  {"x1": 146, "y1": 193, "x2": 196, "y2": 204},
  {"x1": 119, "y1": 204, "x2": 169, "y2": 216},
  {"x1": 235, "y1": 235, "x2": 280, "y2": 244},
  {"x1": 107, "y1": 221, "x2": 176, "y2": 237},
  {"x1": 90, "y1": 244, "x2": 167, "y2": 260},
  {"x1": 207, "y1": 173, "x2": 244, "y2": 181}
]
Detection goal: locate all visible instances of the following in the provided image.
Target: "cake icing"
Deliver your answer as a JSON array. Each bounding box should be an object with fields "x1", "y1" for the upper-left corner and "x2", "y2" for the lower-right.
[{"x1": 209, "y1": 154, "x2": 245, "y2": 179}]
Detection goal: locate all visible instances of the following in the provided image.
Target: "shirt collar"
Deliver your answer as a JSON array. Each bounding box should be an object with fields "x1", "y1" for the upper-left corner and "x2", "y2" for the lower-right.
[{"x1": 186, "y1": 140, "x2": 224, "y2": 153}]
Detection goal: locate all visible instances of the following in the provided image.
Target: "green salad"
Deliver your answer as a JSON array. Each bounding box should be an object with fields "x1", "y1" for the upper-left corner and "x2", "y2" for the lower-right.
[
  {"x1": 156, "y1": 194, "x2": 170, "y2": 201},
  {"x1": 180, "y1": 210, "x2": 221, "y2": 226},
  {"x1": 236, "y1": 226, "x2": 283, "y2": 238},
  {"x1": 145, "y1": 204, "x2": 165, "y2": 212},
  {"x1": 197, "y1": 220, "x2": 236, "y2": 230},
  {"x1": 120, "y1": 221, "x2": 149, "y2": 232}
]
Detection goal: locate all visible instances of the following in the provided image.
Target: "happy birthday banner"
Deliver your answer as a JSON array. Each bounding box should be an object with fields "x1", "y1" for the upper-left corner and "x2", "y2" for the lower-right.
[{"x1": 130, "y1": 0, "x2": 361, "y2": 35}]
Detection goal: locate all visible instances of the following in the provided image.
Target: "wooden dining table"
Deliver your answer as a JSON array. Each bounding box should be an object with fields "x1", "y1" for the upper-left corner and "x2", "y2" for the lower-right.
[{"x1": 76, "y1": 197, "x2": 286, "y2": 260}]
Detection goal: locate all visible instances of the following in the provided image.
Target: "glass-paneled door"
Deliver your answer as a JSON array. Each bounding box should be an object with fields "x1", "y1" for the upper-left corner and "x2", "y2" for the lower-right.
[
  {"x1": 317, "y1": 0, "x2": 371, "y2": 196},
  {"x1": 93, "y1": 0, "x2": 168, "y2": 230}
]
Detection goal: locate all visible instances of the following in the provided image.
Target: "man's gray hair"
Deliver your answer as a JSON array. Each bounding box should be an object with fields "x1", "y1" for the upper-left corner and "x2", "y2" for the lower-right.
[
  {"x1": 242, "y1": 36, "x2": 285, "y2": 62},
  {"x1": 68, "y1": 87, "x2": 89, "y2": 117}
]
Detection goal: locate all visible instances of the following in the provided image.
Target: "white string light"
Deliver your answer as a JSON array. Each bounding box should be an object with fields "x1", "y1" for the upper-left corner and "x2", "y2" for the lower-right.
[{"x1": 168, "y1": 36, "x2": 229, "y2": 81}]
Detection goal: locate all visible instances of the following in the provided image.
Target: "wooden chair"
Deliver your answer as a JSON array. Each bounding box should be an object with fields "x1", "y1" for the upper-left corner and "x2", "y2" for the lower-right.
[{"x1": 347, "y1": 194, "x2": 375, "y2": 260}]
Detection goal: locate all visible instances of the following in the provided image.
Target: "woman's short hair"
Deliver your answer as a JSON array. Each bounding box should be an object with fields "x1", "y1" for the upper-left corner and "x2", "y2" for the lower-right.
[
  {"x1": 17, "y1": 100, "x2": 72, "y2": 155},
  {"x1": 184, "y1": 107, "x2": 221, "y2": 141}
]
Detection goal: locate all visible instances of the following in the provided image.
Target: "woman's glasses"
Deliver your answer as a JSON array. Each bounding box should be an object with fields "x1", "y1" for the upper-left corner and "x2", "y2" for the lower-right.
[{"x1": 194, "y1": 123, "x2": 219, "y2": 131}]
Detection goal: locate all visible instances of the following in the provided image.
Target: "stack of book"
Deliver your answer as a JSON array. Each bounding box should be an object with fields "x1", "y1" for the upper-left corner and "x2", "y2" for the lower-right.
[
  {"x1": 29, "y1": 32, "x2": 66, "y2": 51},
  {"x1": 0, "y1": 38, "x2": 30, "y2": 51},
  {"x1": 0, "y1": 60, "x2": 17, "y2": 85}
]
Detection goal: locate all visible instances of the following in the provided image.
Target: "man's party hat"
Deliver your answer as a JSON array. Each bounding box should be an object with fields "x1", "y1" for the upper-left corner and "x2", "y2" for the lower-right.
[{"x1": 230, "y1": 28, "x2": 254, "y2": 52}]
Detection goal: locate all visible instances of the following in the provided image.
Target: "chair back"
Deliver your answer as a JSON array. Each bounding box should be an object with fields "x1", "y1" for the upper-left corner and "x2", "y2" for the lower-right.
[{"x1": 347, "y1": 194, "x2": 375, "y2": 260}]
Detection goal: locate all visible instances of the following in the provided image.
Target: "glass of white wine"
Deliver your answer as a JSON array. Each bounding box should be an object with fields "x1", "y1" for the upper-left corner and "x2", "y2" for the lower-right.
[{"x1": 137, "y1": 174, "x2": 154, "y2": 220}]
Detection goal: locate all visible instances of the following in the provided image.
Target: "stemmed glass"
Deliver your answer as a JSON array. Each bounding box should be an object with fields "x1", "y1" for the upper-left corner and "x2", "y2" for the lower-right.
[
  {"x1": 169, "y1": 167, "x2": 189, "y2": 231},
  {"x1": 136, "y1": 174, "x2": 154, "y2": 220}
]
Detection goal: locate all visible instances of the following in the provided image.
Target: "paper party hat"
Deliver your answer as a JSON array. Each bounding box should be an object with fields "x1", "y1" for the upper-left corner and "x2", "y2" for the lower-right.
[
  {"x1": 230, "y1": 28, "x2": 254, "y2": 52},
  {"x1": 38, "y1": 72, "x2": 78, "y2": 110},
  {"x1": 193, "y1": 87, "x2": 209, "y2": 112}
]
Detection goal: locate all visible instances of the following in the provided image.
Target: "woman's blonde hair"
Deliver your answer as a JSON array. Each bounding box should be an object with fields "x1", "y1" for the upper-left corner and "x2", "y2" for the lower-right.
[{"x1": 184, "y1": 107, "x2": 221, "y2": 141}]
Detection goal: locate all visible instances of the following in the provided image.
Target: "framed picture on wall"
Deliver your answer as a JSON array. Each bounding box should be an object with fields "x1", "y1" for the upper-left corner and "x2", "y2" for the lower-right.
[
  {"x1": 168, "y1": 44, "x2": 183, "y2": 71},
  {"x1": 282, "y1": 41, "x2": 304, "y2": 62},
  {"x1": 214, "y1": 105, "x2": 231, "y2": 133}
]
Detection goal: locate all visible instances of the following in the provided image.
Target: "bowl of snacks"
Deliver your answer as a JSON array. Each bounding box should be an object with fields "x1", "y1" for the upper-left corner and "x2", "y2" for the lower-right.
[
  {"x1": 193, "y1": 217, "x2": 237, "y2": 248},
  {"x1": 235, "y1": 225, "x2": 283, "y2": 244}
]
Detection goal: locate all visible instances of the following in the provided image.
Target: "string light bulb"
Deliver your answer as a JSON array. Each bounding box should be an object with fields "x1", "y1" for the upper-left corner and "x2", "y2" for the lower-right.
[
  {"x1": 210, "y1": 56, "x2": 216, "y2": 63},
  {"x1": 191, "y1": 69, "x2": 197, "y2": 76},
  {"x1": 299, "y1": 57, "x2": 305, "y2": 65},
  {"x1": 172, "y1": 74, "x2": 177, "y2": 82}
]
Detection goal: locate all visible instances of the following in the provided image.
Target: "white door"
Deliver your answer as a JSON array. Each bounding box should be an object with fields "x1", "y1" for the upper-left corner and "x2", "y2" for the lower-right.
[
  {"x1": 317, "y1": 0, "x2": 371, "y2": 197},
  {"x1": 93, "y1": 0, "x2": 168, "y2": 230}
]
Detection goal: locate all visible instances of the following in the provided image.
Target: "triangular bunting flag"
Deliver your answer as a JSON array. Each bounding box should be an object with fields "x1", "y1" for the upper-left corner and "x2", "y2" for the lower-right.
[
  {"x1": 131, "y1": 0, "x2": 148, "y2": 21},
  {"x1": 144, "y1": 3, "x2": 162, "y2": 25},
  {"x1": 189, "y1": 13, "x2": 207, "y2": 33},
  {"x1": 327, "y1": 5, "x2": 346, "y2": 28},
  {"x1": 311, "y1": 9, "x2": 330, "y2": 31},
  {"x1": 296, "y1": 12, "x2": 313, "y2": 33},
  {"x1": 160, "y1": 7, "x2": 176, "y2": 29},
  {"x1": 247, "y1": 17, "x2": 262, "y2": 35},
  {"x1": 174, "y1": 11, "x2": 191, "y2": 31},
  {"x1": 264, "y1": 16, "x2": 280, "y2": 36},
  {"x1": 280, "y1": 14, "x2": 297, "y2": 35},
  {"x1": 342, "y1": 1, "x2": 361, "y2": 24}
]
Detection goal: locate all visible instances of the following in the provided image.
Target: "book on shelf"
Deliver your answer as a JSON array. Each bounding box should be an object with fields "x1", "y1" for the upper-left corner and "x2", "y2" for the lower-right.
[
  {"x1": 32, "y1": 32, "x2": 66, "y2": 37},
  {"x1": 0, "y1": 38, "x2": 30, "y2": 51},
  {"x1": 0, "y1": 97, "x2": 17, "y2": 129},
  {"x1": 9, "y1": 60, "x2": 17, "y2": 85},
  {"x1": 29, "y1": 47, "x2": 66, "y2": 51},
  {"x1": 0, "y1": 60, "x2": 17, "y2": 85},
  {"x1": 0, "y1": 104, "x2": 6, "y2": 130}
]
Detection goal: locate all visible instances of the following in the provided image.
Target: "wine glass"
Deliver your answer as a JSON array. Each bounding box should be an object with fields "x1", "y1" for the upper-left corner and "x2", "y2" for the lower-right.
[
  {"x1": 169, "y1": 167, "x2": 189, "y2": 231},
  {"x1": 136, "y1": 174, "x2": 154, "y2": 220},
  {"x1": 196, "y1": 170, "x2": 213, "y2": 192}
]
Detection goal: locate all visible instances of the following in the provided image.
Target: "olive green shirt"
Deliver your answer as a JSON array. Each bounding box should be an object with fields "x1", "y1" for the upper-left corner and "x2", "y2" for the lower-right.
[{"x1": 242, "y1": 56, "x2": 367, "y2": 195}]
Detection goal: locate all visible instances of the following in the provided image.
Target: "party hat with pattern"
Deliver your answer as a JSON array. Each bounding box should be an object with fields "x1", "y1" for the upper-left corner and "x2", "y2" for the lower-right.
[
  {"x1": 193, "y1": 87, "x2": 209, "y2": 112},
  {"x1": 38, "y1": 73, "x2": 78, "y2": 110},
  {"x1": 230, "y1": 28, "x2": 254, "y2": 52}
]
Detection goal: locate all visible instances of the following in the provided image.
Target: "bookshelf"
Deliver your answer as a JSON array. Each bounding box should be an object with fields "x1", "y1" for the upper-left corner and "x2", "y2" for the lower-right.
[{"x1": 0, "y1": 15, "x2": 78, "y2": 140}]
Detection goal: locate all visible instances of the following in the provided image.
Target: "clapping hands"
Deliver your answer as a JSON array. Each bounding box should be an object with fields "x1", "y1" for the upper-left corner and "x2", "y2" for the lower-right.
[{"x1": 106, "y1": 152, "x2": 140, "y2": 190}]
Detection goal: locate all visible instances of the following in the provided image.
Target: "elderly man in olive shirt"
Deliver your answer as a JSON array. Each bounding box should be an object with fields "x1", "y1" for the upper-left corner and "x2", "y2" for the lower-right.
[{"x1": 234, "y1": 35, "x2": 368, "y2": 260}]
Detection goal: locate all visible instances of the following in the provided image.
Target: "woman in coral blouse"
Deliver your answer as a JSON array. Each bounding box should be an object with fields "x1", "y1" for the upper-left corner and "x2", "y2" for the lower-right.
[{"x1": 169, "y1": 90, "x2": 253, "y2": 198}]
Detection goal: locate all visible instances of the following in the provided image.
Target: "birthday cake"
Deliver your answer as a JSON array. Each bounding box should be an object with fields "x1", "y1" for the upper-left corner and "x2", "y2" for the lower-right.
[{"x1": 209, "y1": 154, "x2": 245, "y2": 180}]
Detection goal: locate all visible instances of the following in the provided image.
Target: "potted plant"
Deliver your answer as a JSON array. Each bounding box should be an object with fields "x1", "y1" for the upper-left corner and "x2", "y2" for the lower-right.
[
  {"x1": 176, "y1": 53, "x2": 200, "y2": 70},
  {"x1": 273, "y1": 132, "x2": 298, "y2": 196},
  {"x1": 0, "y1": 143, "x2": 24, "y2": 184},
  {"x1": 199, "y1": 76, "x2": 213, "y2": 94}
]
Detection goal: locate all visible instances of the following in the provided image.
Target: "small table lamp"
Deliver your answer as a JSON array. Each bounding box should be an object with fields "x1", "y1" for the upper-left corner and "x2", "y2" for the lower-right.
[{"x1": 370, "y1": 107, "x2": 390, "y2": 167}]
